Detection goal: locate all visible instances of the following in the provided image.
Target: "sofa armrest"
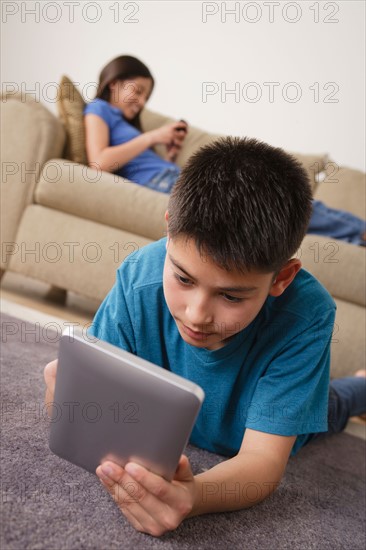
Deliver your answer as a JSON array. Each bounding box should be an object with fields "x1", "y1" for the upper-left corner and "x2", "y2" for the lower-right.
[
  {"x1": 0, "y1": 94, "x2": 65, "y2": 270},
  {"x1": 34, "y1": 160, "x2": 169, "y2": 241}
]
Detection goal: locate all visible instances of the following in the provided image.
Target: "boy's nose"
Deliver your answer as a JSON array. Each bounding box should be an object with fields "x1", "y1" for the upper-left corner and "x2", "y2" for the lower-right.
[{"x1": 185, "y1": 300, "x2": 214, "y2": 328}]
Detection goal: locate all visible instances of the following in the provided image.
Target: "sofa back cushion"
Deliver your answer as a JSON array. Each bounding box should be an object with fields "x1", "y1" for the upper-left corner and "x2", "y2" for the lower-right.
[
  {"x1": 34, "y1": 160, "x2": 169, "y2": 241},
  {"x1": 57, "y1": 75, "x2": 88, "y2": 165}
]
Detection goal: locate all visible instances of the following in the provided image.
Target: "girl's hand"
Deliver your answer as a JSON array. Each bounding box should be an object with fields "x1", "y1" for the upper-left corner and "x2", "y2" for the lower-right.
[
  {"x1": 149, "y1": 121, "x2": 188, "y2": 147},
  {"x1": 165, "y1": 143, "x2": 182, "y2": 162},
  {"x1": 96, "y1": 454, "x2": 197, "y2": 537}
]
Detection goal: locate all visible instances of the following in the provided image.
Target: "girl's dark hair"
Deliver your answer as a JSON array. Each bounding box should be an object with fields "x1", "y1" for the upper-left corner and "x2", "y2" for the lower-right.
[
  {"x1": 168, "y1": 137, "x2": 313, "y2": 274},
  {"x1": 95, "y1": 55, "x2": 154, "y2": 130}
]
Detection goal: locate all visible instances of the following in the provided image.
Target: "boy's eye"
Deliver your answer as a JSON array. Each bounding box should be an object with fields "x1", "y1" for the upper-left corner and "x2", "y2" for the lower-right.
[
  {"x1": 222, "y1": 294, "x2": 243, "y2": 303},
  {"x1": 174, "y1": 273, "x2": 192, "y2": 286},
  {"x1": 173, "y1": 272, "x2": 243, "y2": 302}
]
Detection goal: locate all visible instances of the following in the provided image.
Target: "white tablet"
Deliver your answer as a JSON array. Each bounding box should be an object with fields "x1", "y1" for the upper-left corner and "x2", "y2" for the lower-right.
[{"x1": 49, "y1": 327, "x2": 205, "y2": 481}]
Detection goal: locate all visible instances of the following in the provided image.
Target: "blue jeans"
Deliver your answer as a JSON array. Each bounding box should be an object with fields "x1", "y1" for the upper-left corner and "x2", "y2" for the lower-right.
[
  {"x1": 308, "y1": 200, "x2": 366, "y2": 246},
  {"x1": 144, "y1": 167, "x2": 181, "y2": 194},
  {"x1": 304, "y1": 376, "x2": 366, "y2": 447}
]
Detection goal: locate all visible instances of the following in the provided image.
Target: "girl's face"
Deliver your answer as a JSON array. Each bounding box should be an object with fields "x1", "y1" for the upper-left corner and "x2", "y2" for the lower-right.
[{"x1": 108, "y1": 76, "x2": 153, "y2": 119}]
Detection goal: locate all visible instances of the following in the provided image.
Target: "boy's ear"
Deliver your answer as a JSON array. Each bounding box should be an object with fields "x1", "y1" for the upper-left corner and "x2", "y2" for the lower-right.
[{"x1": 269, "y1": 259, "x2": 302, "y2": 297}]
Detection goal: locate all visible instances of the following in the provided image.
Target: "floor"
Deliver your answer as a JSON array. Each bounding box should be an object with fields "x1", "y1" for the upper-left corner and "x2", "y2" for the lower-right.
[
  {"x1": 1, "y1": 270, "x2": 365, "y2": 441},
  {"x1": 1, "y1": 271, "x2": 99, "y2": 325}
]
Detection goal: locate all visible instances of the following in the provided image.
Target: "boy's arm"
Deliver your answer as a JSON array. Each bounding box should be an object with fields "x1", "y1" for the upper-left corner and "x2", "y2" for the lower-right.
[
  {"x1": 189, "y1": 429, "x2": 296, "y2": 516},
  {"x1": 95, "y1": 429, "x2": 296, "y2": 536}
]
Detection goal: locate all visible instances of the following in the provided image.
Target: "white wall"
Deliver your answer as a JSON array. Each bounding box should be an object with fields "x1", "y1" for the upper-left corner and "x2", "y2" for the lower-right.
[{"x1": 2, "y1": 1, "x2": 365, "y2": 170}]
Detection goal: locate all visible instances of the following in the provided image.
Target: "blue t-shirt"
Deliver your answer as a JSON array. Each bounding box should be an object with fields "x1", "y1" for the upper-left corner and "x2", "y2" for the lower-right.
[
  {"x1": 84, "y1": 98, "x2": 177, "y2": 185},
  {"x1": 88, "y1": 238, "x2": 336, "y2": 457}
]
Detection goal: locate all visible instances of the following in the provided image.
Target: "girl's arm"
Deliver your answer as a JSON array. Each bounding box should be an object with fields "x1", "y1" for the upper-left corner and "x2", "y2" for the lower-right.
[{"x1": 84, "y1": 114, "x2": 186, "y2": 173}]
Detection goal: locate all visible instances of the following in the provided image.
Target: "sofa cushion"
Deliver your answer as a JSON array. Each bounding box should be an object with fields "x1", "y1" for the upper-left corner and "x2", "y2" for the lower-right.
[
  {"x1": 34, "y1": 160, "x2": 169, "y2": 241},
  {"x1": 314, "y1": 163, "x2": 366, "y2": 219},
  {"x1": 8, "y1": 204, "x2": 153, "y2": 302},
  {"x1": 56, "y1": 75, "x2": 88, "y2": 165}
]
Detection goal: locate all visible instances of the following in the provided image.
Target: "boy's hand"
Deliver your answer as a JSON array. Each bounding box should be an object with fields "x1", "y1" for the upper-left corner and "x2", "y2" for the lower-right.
[
  {"x1": 44, "y1": 359, "x2": 58, "y2": 417},
  {"x1": 96, "y1": 454, "x2": 197, "y2": 537}
]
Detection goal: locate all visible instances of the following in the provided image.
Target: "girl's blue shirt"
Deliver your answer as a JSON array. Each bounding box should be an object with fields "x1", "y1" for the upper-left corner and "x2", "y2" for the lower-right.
[{"x1": 84, "y1": 98, "x2": 178, "y2": 185}]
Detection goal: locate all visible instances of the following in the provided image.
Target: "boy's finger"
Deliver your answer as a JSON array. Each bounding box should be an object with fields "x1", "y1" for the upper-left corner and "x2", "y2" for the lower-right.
[
  {"x1": 96, "y1": 462, "x2": 124, "y2": 484},
  {"x1": 44, "y1": 359, "x2": 57, "y2": 389},
  {"x1": 120, "y1": 506, "x2": 151, "y2": 535},
  {"x1": 96, "y1": 464, "x2": 144, "y2": 505},
  {"x1": 173, "y1": 455, "x2": 193, "y2": 482},
  {"x1": 97, "y1": 465, "x2": 167, "y2": 534},
  {"x1": 116, "y1": 489, "x2": 166, "y2": 537},
  {"x1": 124, "y1": 462, "x2": 178, "y2": 507}
]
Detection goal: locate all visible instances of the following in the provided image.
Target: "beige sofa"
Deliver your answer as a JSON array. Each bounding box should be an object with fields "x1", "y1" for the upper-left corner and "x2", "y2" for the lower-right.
[{"x1": 1, "y1": 93, "x2": 365, "y2": 377}]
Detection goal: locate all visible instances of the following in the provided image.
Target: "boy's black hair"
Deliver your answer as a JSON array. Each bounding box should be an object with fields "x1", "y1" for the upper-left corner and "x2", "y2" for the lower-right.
[{"x1": 167, "y1": 136, "x2": 313, "y2": 274}]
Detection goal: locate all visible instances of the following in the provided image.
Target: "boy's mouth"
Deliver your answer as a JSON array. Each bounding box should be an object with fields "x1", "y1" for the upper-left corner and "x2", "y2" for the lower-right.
[{"x1": 182, "y1": 324, "x2": 213, "y2": 341}]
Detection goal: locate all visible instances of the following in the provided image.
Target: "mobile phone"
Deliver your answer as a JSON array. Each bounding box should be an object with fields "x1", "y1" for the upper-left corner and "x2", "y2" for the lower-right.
[{"x1": 176, "y1": 119, "x2": 188, "y2": 132}]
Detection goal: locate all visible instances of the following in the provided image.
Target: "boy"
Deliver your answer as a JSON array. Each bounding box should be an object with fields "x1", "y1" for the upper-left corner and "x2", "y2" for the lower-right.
[{"x1": 44, "y1": 137, "x2": 366, "y2": 538}]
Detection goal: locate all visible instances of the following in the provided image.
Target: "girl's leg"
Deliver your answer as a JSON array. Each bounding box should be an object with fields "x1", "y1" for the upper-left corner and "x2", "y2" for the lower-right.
[
  {"x1": 304, "y1": 371, "x2": 366, "y2": 445},
  {"x1": 308, "y1": 200, "x2": 366, "y2": 245},
  {"x1": 144, "y1": 167, "x2": 180, "y2": 194}
]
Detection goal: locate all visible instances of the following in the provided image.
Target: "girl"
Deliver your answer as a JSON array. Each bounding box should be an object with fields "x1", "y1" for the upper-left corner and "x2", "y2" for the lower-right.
[{"x1": 84, "y1": 55, "x2": 188, "y2": 194}]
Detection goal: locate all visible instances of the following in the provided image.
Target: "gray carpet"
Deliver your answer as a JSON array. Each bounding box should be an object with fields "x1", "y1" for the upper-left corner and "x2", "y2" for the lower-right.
[{"x1": 1, "y1": 312, "x2": 365, "y2": 550}]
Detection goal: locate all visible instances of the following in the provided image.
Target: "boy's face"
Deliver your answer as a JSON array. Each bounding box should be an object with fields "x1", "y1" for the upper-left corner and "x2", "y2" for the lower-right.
[{"x1": 163, "y1": 234, "x2": 300, "y2": 351}]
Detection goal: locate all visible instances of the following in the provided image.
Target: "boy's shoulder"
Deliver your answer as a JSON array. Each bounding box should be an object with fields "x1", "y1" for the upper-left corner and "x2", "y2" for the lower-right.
[
  {"x1": 269, "y1": 267, "x2": 336, "y2": 323},
  {"x1": 117, "y1": 238, "x2": 166, "y2": 289}
]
